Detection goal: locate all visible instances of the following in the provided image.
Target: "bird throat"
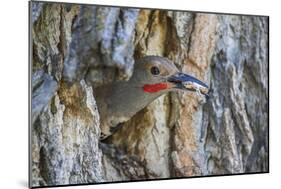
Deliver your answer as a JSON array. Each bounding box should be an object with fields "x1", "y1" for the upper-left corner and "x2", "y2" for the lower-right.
[{"x1": 142, "y1": 83, "x2": 168, "y2": 93}]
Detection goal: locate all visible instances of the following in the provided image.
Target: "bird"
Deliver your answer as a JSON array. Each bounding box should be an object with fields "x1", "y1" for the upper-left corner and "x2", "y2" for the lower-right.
[{"x1": 94, "y1": 56, "x2": 209, "y2": 140}]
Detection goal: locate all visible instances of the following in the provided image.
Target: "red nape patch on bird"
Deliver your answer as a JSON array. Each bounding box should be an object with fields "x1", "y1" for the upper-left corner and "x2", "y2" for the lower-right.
[{"x1": 143, "y1": 83, "x2": 168, "y2": 93}]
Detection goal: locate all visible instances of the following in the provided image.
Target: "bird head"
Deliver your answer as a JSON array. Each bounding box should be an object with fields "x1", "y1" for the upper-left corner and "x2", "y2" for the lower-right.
[
  {"x1": 131, "y1": 56, "x2": 209, "y2": 96},
  {"x1": 96, "y1": 56, "x2": 210, "y2": 139}
]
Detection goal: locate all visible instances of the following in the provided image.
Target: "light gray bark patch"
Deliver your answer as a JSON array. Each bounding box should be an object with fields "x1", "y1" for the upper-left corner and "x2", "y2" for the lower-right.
[
  {"x1": 31, "y1": 1, "x2": 43, "y2": 24},
  {"x1": 63, "y1": 6, "x2": 139, "y2": 85},
  {"x1": 203, "y1": 15, "x2": 268, "y2": 174},
  {"x1": 32, "y1": 71, "x2": 58, "y2": 124}
]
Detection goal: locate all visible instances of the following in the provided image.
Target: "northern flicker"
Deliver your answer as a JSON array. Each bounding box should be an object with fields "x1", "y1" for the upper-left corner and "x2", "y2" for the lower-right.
[{"x1": 94, "y1": 56, "x2": 209, "y2": 140}]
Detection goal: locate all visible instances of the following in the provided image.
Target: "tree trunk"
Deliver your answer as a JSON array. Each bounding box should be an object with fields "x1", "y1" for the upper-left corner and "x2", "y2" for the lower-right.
[{"x1": 30, "y1": 2, "x2": 268, "y2": 187}]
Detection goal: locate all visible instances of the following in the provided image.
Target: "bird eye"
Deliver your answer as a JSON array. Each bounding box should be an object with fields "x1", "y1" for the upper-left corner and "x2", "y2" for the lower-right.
[{"x1": 150, "y1": 66, "x2": 160, "y2": 75}]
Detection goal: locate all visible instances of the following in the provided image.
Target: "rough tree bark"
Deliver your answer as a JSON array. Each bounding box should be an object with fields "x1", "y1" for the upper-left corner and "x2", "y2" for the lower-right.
[{"x1": 30, "y1": 2, "x2": 268, "y2": 187}]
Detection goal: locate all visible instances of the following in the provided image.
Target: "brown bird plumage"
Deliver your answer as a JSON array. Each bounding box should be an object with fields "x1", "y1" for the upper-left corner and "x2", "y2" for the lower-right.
[{"x1": 94, "y1": 56, "x2": 209, "y2": 139}]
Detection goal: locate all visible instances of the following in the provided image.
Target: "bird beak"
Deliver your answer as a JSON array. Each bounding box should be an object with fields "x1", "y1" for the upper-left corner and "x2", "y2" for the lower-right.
[{"x1": 168, "y1": 72, "x2": 209, "y2": 96}]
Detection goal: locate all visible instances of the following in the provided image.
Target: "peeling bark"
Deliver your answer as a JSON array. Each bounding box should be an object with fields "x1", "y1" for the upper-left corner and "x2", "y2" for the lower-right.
[{"x1": 30, "y1": 2, "x2": 268, "y2": 187}]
